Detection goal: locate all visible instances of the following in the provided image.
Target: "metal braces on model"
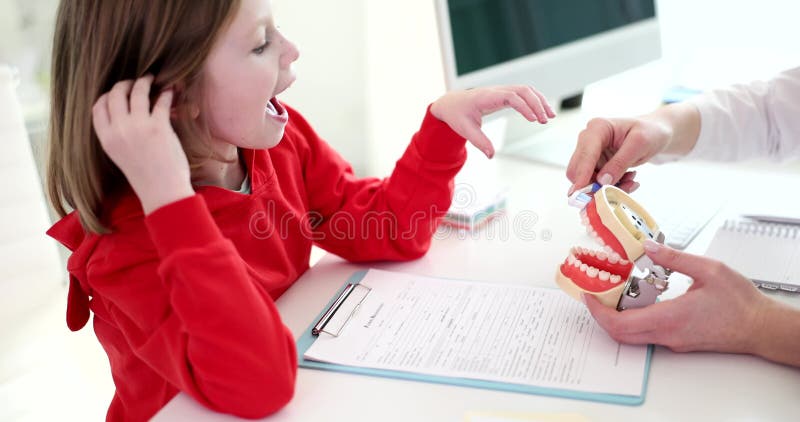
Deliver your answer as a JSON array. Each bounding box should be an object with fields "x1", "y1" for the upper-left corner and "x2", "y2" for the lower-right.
[{"x1": 556, "y1": 183, "x2": 671, "y2": 311}]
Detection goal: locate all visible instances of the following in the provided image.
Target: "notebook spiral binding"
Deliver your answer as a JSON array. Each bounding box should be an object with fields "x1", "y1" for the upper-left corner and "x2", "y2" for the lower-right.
[
  {"x1": 723, "y1": 220, "x2": 800, "y2": 239},
  {"x1": 720, "y1": 220, "x2": 800, "y2": 294}
]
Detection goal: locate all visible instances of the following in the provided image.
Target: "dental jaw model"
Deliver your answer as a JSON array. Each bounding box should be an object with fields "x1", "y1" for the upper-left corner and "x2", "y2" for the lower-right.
[{"x1": 557, "y1": 184, "x2": 671, "y2": 311}]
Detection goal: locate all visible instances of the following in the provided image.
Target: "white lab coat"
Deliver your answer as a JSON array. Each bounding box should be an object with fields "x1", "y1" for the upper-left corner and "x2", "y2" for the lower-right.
[{"x1": 684, "y1": 67, "x2": 800, "y2": 162}]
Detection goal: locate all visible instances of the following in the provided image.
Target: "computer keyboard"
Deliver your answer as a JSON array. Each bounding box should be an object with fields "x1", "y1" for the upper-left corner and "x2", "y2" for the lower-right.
[{"x1": 652, "y1": 200, "x2": 722, "y2": 249}]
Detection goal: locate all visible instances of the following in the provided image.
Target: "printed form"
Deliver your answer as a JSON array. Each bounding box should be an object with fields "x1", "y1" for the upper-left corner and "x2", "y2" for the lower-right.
[{"x1": 304, "y1": 270, "x2": 648, "y2": 396}]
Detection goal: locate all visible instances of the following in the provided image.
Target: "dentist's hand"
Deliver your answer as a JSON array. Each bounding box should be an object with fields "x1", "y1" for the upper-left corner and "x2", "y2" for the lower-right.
[
  {"x1": 565, "y1": 102, "x2": 701, "y2": 195},
  {"x1": 583, "y1": 240, "x2": 770, "y2": 355},
  {"x1": 431, "y1": 85, "x2": 556, "y2": 158},
  {"x1": 566, "y1": 117, "x2": 671, "y2": 195},
  {"x1": 92, "y1": 75, "x2": 194, "y2": 214}
]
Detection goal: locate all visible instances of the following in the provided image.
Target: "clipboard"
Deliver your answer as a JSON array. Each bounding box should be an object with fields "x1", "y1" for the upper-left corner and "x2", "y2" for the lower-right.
[{"x1": 297, "y1": 270, "x2": 653, "y2": 406}]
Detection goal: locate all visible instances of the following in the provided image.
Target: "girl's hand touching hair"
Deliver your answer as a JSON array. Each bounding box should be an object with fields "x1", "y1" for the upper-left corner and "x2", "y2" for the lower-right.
[
  {"x1": 92, "y1": 75, "x2": 195, "y2": 214},
  {"x1": 430, "y1": 85, "x2": 556, "y2": 158}
]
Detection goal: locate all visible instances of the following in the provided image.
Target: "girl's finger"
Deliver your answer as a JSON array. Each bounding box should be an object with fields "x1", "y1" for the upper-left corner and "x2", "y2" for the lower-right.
[
  {"x1": 153, "y1": 89, "x2": 174, "y2": 120},
  {"x1": 130, "y1": 75, "x2": 154, "y2": 116},
  {"x1": 515, "y1": 86, "x2": 548, "y2": 124},
  {"x1": 108, "y1": 80, "x2": 134, "y2": 118},
  {"x1": 529, "y1": 86, "x2": 556, "y2": 118},
  {"x1": 461, "y1": 117, "x2": 495, "y2": 158},
  {"x1": 500, "y1": 91, "x2": 539, "y2": 123}
]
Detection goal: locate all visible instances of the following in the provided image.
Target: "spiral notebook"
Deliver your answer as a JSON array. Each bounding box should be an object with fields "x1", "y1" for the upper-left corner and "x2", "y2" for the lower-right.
[{"x1": 704, "y1": 219, "x2": 800, "y2": 293}]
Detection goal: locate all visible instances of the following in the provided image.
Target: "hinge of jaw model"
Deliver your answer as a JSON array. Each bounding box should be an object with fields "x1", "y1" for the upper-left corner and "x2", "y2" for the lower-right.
[{"x1": 557, "y1": 184, "x2": 671, "y2": 311}]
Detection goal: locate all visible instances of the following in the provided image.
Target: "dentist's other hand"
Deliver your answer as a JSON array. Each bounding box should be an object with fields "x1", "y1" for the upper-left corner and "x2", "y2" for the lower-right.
[{"x1": 584, "y1": 240, "x2": 800, "y2": 367}]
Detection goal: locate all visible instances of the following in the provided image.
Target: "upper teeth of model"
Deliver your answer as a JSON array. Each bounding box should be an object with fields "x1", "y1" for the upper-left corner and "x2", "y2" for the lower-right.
[{"x1": 567, "y1": 246, "x2": 626, "y2": 284}]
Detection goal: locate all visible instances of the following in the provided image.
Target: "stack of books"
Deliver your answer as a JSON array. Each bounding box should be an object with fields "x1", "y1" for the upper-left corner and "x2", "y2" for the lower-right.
[{"x1": 442, "y1": 182, "x2": 508, "y2": 231}]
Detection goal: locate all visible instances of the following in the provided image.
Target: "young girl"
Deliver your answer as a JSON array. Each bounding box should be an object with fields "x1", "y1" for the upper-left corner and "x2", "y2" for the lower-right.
[{"x1": 46, "y1": 0, "x2": 554, "y2": 420}]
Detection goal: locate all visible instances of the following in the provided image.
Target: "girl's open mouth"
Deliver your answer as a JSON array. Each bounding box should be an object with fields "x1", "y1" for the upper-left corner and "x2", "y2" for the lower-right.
[{"x1": 266, "y1": 97, "x2": 288, "y2": 122}]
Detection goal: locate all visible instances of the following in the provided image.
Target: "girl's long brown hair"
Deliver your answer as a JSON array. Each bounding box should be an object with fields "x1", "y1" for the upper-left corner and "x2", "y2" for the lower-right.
[{"x1": 47, "y1": 0, "x2": 240, "y2": 233}]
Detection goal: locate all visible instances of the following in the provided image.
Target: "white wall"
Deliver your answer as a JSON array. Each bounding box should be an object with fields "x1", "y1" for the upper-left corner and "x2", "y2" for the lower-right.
[
  {"x1": 364, "y1": 2, "x2": 447, "y2": 176},
  {"x1": 0, "y1": 66, "x2": 63, "y2": 326},
  {"x1": 657, "y1": 0, "x2": 800, "y2": 89},
  {"x1": 272, "y1": 0, "x2": 370, "y2": 175},
  {"x1": 273, "y1": 0, "x2": 447, "y2": 177}
]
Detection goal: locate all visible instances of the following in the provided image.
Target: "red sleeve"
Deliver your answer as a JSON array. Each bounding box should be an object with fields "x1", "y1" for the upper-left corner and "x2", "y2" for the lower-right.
[
  {"x1": 94, "y1": 195, "x2": 296, "y2": 418},
  {"x1": 297, "y1": 105, "x2": 467, "y2": 261}
]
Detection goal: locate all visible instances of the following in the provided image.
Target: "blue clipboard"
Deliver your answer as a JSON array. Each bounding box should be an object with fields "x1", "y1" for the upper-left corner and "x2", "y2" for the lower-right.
[{"x1": 297, "y1": 270, "x2": 652, "y2": 406}]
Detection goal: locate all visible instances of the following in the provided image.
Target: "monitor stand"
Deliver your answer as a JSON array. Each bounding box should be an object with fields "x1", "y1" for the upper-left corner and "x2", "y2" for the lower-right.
[{"x1": 560, "y1": 92, "x2": 584, "y2": 110}]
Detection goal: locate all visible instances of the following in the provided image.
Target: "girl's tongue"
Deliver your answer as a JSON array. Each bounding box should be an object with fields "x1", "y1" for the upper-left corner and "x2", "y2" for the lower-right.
[{"x1": 266, "y1": 97, "x2": 286, "y2": 116}]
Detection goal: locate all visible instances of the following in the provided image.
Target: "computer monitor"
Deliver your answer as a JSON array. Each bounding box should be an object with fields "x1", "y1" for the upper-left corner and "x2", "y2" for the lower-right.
[{"x1": 435, "y1": 0, "x2": 661, "y2": 162}]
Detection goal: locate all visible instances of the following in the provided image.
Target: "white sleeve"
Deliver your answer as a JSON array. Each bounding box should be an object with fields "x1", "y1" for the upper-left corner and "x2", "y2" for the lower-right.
[{"x1": 682, "y1": 67, "x2": 800, "y2": 162}]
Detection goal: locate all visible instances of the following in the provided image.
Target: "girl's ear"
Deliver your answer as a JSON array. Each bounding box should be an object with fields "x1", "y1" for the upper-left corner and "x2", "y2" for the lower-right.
[
  {"x1": 169, "y1": 102, "x2": 200, "y2": 119},
  {"x1": 188, "y1": 103, "x2": 200, "y2": 119},
  {"x1": 166, "y1": 83, "x2": 200, "y2": 120},
  {"x1": 167, "y1": 83, "x2": 183, "y2": 119}
]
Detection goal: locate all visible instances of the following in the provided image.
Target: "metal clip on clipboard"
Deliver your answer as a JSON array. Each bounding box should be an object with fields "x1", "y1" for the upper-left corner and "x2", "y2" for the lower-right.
[{"x1": 312, "y1": 283, "x2": 372, "y2": 337}]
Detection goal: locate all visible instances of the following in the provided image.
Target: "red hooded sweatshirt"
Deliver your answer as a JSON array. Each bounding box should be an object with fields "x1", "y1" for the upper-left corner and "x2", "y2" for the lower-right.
[{"x1": 46, "y1": 105, "x2": 466, "y2": 421}]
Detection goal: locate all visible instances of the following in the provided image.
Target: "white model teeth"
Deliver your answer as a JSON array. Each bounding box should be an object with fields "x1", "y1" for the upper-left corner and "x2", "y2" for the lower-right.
[
  {"x1": 569, "y1": 248, "x2": 624, "y2": 265},
  {"x1": 566, "y1": 244, "x2": 630, "y2": 284},
  {"x1": 576, "y1": 217, "x2": 629, "y2": 264},
  {"x1": 569, "y1": 204, "x2": 635, "y2": 286},
  {"x1": 568, "y1": 255, "x2": 623, "y2": 284}
]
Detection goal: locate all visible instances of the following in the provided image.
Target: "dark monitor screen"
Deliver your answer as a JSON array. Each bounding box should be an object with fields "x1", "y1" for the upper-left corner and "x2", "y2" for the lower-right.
[{"x1": 448, "y1": 0, "x2": 656, "y2": 76}]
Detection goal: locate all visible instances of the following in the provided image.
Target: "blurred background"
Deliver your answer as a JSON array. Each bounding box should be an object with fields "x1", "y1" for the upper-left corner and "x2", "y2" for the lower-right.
[{"x1": 1, "y1": 0, "x2": 799, "y2": 420}]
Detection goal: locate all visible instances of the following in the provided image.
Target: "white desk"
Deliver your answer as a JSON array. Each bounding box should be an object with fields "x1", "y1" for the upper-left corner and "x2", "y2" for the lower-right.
[{"x1": 154, "y1": 156, "x2": 800, "y2": 421}]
